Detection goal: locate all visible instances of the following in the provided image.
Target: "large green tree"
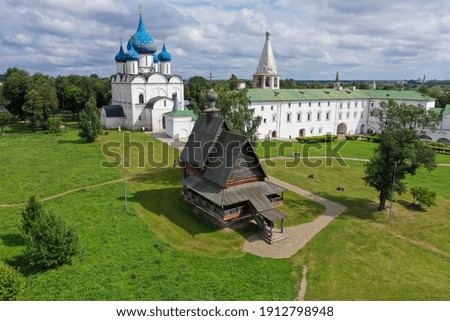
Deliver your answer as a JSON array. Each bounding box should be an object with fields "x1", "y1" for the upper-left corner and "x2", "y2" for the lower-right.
[
  {"x1": 79, "y1": 96, "x2": 102, "y2": 142},
  {"x1": 364, "y1": 100, "x2": 438, "y2": 210},
  {"x1": 214, "y1": 82, "x2": 262, "y2": 142},
  {"x1": 22, "y1": 84, "x2": 58, "y2": 131},
  {"x1": 2, "y1": 67, "x2": 30, "y2": 118}
]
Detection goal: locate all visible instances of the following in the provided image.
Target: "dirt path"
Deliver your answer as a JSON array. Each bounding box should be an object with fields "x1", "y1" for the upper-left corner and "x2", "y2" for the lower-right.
[
  {"x1": 243, "y1": 176, "x2": 347, "y2": 259},
  {"x1": 0, "y1": 178, "x2": 125, "y2": 208}
]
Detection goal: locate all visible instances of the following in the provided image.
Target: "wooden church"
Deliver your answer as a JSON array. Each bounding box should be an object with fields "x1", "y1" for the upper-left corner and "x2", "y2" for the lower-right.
[{"x1": 179, "y1": 89, "x2": 288, "y2": 243}]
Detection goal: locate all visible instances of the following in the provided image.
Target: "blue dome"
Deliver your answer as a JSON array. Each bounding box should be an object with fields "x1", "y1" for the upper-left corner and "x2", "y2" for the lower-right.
[
  {"x1": 153, "y1": 53, "x2": 159, "y2": 63},
  {"x1": 132, "y1": 15, "x2": 157, "y2": 54},
  {"x1": 124, "y1": 41, "x2": 140, "y2": 61},
  {"x1": 158, "y1": 43, "x2": 172, "y2": 62},
  {"x1": 114, "y1": 44, "x2": 126, "y2": 62}
]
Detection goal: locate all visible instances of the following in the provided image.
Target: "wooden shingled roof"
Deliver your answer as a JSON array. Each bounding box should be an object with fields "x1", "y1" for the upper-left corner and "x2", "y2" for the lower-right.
[{"x1": 179, "y1": 114, "x2": 230, "y2": 168}]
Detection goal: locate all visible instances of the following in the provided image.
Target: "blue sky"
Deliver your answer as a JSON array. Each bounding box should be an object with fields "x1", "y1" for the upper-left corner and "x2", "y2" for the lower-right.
[{"x1": 1, "y1": 0, "x2": 450, "y2": 81}]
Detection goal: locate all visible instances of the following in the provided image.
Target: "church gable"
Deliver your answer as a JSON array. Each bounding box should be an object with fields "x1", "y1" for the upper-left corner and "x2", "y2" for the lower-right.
[{"x1": 227, "y1": 141, "x2": 266, "y2": 186}]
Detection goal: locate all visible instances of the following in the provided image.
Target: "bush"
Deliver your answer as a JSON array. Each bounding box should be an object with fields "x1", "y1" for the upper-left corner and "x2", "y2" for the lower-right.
[
  {"x1": 46, "y1": 117, "x2": 61, "y2": 133},
  {"x1": 0, "y1": 261, "x2": 23, "y2": 301},
  {"x1": 344, "y1": 134, "x2": 359, "y2": 140},
  {"x1": 296, "y1": 134, "x2": 337, "y2": 143},
  {"x1": 410, "y1": 186, "x2": 437, "y2": 209},
  {"x1": 22, "y1": 197, "x2": 79, "y2": 268}
]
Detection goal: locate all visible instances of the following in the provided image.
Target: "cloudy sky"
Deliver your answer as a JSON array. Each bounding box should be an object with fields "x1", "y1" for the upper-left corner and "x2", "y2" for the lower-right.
[{"x1": 2, "y1": 0, "x2": 450, "y2": 81}]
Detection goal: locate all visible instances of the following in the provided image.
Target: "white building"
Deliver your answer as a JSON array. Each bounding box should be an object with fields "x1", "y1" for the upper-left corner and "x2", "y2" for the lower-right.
[
  {"x1": 248, "y1": 32, "x2": 436, "y2": 140},
  {"x1": 101, "y1": 10, "x2": 195, "y2": 136}
]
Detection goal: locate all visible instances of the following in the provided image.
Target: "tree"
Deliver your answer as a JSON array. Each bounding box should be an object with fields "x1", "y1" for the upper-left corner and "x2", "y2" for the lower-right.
[
  {"x1": 410, "y1": 186, "x2": 436, "y2": 209},
  {"x1": 79, "y1": 95, "x2": 102, "y2": 142},
  {"x1": 0, "y1": 109, "x2": 13, "y2": 134},
  {"x1": 214, "y1": 83, "x2": 262, "y2": 142},
  {"x1": 370, "y1": 99, "x2": 438, "y2": 133},
  {"x1": 2, "y1": 68, "x2": 30, "y2": 118},
  {"x1": 364, "y1": 101, "x2": 437, "y2": 210},
  {"x1": 21, "y1": 197, "x2": 78, "y2": 268},
  {"x1": 22, "y1": 84, "x2": 58, "y2": 131}
]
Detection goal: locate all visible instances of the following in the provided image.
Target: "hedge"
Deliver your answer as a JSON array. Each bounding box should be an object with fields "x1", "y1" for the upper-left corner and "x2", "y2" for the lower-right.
[{"x1": 296, "y1": 135, "x2": 337, "y2": 143}]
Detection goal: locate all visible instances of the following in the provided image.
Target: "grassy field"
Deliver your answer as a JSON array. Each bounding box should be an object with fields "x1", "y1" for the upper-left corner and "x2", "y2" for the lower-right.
[
  {"x1": 255, "y1": 139, "x2": 450, "y2": 164},
  {"x1": 0, "y1": 129, "x2": 448, "y2": 300},
  {"x1": 0, "y1": 130, "x2": 121, "y2": 204},
  {"x1": 0, "y1": 129, "x2": 317, "y2": 300},
  {"x1": 265, "y1": 159, "x2": 450, "y2": 300}
]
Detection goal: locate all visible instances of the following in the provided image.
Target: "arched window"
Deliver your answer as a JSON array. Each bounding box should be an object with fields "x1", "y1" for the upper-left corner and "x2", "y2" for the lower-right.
[
  {"x1": 317, "y1": 112, "x2": 321, "y2": 121},
  {"x1": 307, "y1": 112, "x2": 312, "y2": 121},
  {"x1": 139, "y1": 94, "x2": 144, "y2": 104},
  {"x1": 286, "y1": 113, "x2": 291, "y2": 122},
  {"x1": 297, "y1": 112, "x2": 302, "y2": 122}
]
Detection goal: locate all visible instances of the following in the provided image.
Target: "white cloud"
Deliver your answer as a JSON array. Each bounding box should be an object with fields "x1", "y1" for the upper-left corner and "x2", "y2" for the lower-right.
[{"x1": 1, "y1": 0, "x2": 450, "y2": 80}]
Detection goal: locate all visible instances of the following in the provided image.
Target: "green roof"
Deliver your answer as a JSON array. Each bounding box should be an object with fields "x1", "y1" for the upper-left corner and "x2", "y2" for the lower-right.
[
  {"x1": 430, "y1": 104, "x2": 450, "y2": 119},
  {"x1": 164, "y1": 109, "x2": 198, "y2": 120},
  {"x1": 248, "y1": 88, "x2": 434, "y2": 102}
]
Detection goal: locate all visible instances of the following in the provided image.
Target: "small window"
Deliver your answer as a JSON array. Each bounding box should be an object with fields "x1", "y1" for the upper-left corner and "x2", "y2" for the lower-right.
[
  {"x1": 272, "y1": 114, "x2": 277, "y2": 122},
  {"x1": 271, "y1": 105, "x2": 274, "y2": 111},
  {"x1": 338, "y1": 112, "x2": 342, "y2": 120},
  {"x1": 297, "y1": 113, "x2": 301, "y2": 122},
  {"x1": 263, "y1": 118, "x2": 267, "y2": 123},
  {"x1": 139, "y1": 115, "x2": 142, "y2": 121},
  {"x1": 340, "y1": 103, "x2": 343, "y2": 109},
  {"x1": 164, "y1": 100, "x2": 167, "y2": 107},
  {"x1": 318, "y1": 102, "x2": 321, "y2": 107},
  {"x1": 308, "y1": 102, "x2": 312, "y2": 107},
  {"x1": 371, "y1": 102, "x2": 374, "y2": 107},
  {"x1": 327, "y1": 101, "x2": 330, "y2": 107},
  {"x1": 317, "y1": 112, "x2": 321, "y2": 121},
  {"x1": 287, "y1": 113, "x2": 291, "y2": 122},
  {"x1": 299, "y1": 102, "x2": 301, "y2": 107},
  {"x1": 139, "y1": 94, "x2": 144, "y2": 104},
  {"x1": 355, "y1": 102, "x2": 358, "y2": 108},
  {"x1": 354, "y1": 111, "x2": 357, "y2": 119},
  {"x1": 307, "y1": 112, "x2": 311, "y2": 121},
  {"x1": 347, "y1": 102, "x2": 351, "y2": 109},
  {"x1": 318, "y1": 127, "x2": 323, "y2": 134},
  {"x1": 261, "y1": 106, "x2": 264, "y2": 111},
  {"x1": 326, "y1": 111, "x2": 330, "y2": 120},
  {"x1": 346, "y1": 112, "x2": 350, "y2": 119},
  {"x1": 361, "y1": 112, "x2": 364, "y2": 119},
  {"x1": 310, "y1": 128, "x2": 314, "y2": 134}
]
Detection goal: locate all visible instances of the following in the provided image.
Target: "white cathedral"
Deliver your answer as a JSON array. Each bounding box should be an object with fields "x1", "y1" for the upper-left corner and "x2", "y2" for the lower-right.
[{"x1": 101, "y1": 10, "x2": 196, "y2": 138}]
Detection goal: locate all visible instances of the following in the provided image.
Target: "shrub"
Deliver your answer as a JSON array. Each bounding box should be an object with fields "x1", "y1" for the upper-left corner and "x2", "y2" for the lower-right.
[
  {"x1": 46, "y1": 117, "x2": 61, "y2": 133},
  {"x1": 0, "y1": 261, "x2": 23, "y2": 301},
  {"x1": 410, "y1": 186, "x2": 437, "y2": 209},
  {"x1": 22, "y1": 197, "x2": 79, "y2": 268},
  {"x1": 296, "y1": 135, "x2": 337, "y2": 143},
  {"x1": 344, "y1": 134, "x2": 359, "y2": 140}
]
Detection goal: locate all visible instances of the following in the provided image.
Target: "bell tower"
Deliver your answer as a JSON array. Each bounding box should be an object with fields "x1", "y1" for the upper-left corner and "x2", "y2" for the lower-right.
[{"x1": 253, "y1": 31, "x2": 279, "y2": 89}]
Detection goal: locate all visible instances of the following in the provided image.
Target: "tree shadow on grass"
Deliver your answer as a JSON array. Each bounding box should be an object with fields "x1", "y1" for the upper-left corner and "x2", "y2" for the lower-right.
[
  {"x1": 397, "y1": 199, "x2": 428, "y2": 213},
  {"x1": 315, "y1": 192, "x2": 380, "y2": 220},
  {"x1": 4, "y1": 254, "x2": 46, "y2": 277},
  {"x1": 0, "y1": 233, "x2": 25, "y2": 247}
]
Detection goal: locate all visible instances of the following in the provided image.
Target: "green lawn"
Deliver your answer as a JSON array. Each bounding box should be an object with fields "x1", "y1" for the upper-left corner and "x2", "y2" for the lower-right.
[
  {"x1": 1, "y1": 129, "x2": 448, "y2": 300},
  {"x1": 265, "y1": 159, "x2": 450, "y2": 300},
  {"x1": 0, "y1": 130, "x2": 121, "y2": 204},
  {"x1": 255, "y1": 139, "x2": 450, "y2": 164}
]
